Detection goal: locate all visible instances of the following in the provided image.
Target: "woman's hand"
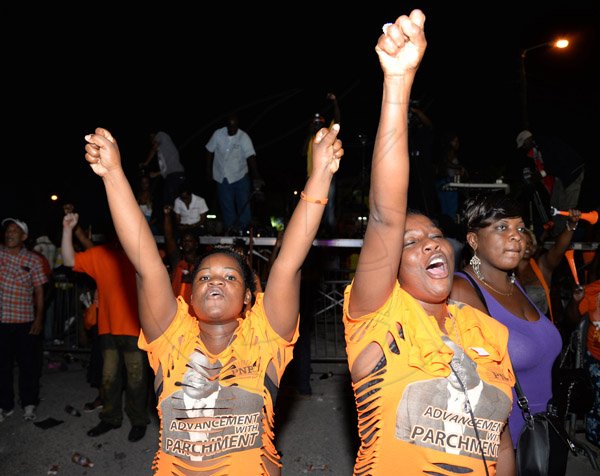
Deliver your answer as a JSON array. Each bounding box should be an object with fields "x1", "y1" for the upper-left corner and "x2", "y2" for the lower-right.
[
  {"x1": 63, "y1": 212, "x2": 79, "y2": 231},
  {"x1": 572, "y1": 285, "x2": 585, "y2": 303},
  {"x1": 84, "y1": 127, "x2": 122, "y2": 177},
  {"x1": 311, "y1": 123, "x2": 343, "y2": 176},
  {"x1": 375, "y1": 10, "x2": 427, "y2": 78}
]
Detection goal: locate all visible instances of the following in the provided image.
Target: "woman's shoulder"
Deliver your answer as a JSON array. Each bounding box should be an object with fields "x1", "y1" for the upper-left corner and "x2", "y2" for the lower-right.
[
  {"x1": 450, "y1": 273, "x2": 491, "y2": 315},
  {"x1": 452, "y1": 271, "x2": 470, "y2": 285},
  {"x1": 450, "y1": 272, "x2": 478, "y2": 298}
]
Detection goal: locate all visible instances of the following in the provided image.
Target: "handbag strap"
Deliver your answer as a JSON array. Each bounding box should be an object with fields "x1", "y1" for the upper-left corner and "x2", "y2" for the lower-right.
[
  {"x1": 459, "y1": 272, "x2": 533, "y2": 419},
  {"x1": 512, "y1": 373, "x2": 533, "y2": 420}
]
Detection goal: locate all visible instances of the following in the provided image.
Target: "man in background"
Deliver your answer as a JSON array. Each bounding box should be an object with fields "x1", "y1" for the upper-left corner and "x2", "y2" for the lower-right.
[
  {"x1": 0, "y1": 218, "x2": 48, "y2": 422},
  {"x1": 516, "y1": 130, "x2": 585, "y2": 236},
  {"x1": 140, "y1": 131, "x2": 186, "y2": 209},
  {"x1": 62, "y1": 214, "x2": 150, "y2": 442},
  {"x1": 206, "y1": 113, "x2": 263, "y2": 235}
]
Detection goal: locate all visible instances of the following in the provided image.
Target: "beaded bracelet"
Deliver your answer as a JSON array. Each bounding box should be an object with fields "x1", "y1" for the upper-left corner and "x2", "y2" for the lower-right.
[{"x1": 300, "y1": 191, "x2": 328, "y2": 205}]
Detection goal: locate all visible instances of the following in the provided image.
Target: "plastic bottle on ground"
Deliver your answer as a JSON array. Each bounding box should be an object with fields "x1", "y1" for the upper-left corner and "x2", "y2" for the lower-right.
[{"x1": 71, "y1": 452, "x2": 94, "y2": 467}]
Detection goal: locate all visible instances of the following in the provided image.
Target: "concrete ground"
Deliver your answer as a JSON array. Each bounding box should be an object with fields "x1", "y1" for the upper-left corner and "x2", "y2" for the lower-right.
[{"x1": 0, "y1": 357, "x2": 597, "y2": 475}]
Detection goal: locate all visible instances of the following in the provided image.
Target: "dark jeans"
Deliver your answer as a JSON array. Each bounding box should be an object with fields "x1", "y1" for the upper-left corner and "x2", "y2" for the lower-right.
[
  {"x1": 86, "y1": 325, "x2": 103, "y2": 389},
  {"x1": 217, "y1": 175, "x2": 252, "y2": 231},
  {"x1": 0, "y1": 322, "x2": 42, "y2": 410},
  {"x1": 98, "y1": 334, "x2": 150, "y2": 427}
]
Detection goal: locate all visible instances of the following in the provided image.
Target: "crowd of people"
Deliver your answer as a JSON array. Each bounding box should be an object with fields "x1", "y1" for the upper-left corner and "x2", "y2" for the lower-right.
[{"x1": 1, "y1": 7, "x2": 599, "y2": 476}]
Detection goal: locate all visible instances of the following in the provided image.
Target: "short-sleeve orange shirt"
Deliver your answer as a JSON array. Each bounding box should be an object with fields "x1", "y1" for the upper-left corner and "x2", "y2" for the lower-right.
[{"x1": 139, "y1": 294, "x2": 298, "y2": 475}]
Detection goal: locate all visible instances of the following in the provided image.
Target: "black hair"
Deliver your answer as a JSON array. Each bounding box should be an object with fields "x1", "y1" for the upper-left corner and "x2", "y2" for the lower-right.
[
  {"x1": 406, "y1": 207, "x2": 423, "y2": 216},
  {"x1": 178, "y1": 180, "x2": 192, "y2": 197},
  {"x1": 405, "y1": 208, "x2": 442, "y2": 230},
  {"x1": 192, "y1": 248, "x2": 256, "y2": 295},
  {"x1": 462, "y1": 193, "x2": 524, "y2": 233}
]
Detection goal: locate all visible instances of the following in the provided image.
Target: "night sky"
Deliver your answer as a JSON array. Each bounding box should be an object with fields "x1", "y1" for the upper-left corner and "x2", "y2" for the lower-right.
[{"x1": 3, "y1": 2, "x2": 599, "y2": 240}]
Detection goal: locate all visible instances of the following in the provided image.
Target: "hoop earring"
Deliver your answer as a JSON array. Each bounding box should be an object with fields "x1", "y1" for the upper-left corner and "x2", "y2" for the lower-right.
[{"x1": 470, "y1": 252, "x2": 484, "y2": 281}]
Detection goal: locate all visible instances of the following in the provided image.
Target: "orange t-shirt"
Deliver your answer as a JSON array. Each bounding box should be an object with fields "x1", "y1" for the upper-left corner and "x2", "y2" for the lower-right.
[
  {"x1": 138, "y1": 294, "x2": 298, "y2": 475},
  {"x1": 586, "y1": 325, "x2": 600, "y2": 360},
  {"x1": 580, "y1": 280, "x2": 600, "y2": 360},
  {"x1": 343, "y1": 282, "x2": 515, "y2": 476},
  {"x1": 74, "y1": 244, "x2": 140, "y2": 337},
  {"x1": 579, "y1": 280, "x2": 600, "y2": 316}
]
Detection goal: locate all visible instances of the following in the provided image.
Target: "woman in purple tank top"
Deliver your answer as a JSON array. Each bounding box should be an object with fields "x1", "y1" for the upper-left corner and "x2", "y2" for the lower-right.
[{"x1": 450, "y1": 193, "x2": 563, "y2": 450}]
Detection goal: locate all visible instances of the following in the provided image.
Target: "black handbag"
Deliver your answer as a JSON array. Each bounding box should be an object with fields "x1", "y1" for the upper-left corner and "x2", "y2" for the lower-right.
[{"x1": 514, "y1": 375, "x2": 577, "y2": 476}]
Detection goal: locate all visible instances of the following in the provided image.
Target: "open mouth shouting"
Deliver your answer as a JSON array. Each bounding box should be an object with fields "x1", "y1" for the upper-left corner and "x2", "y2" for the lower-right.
[
  {"x1": 206, "y1": 288, "x2": 224, "y2": 300},
  {"x1": 426, "y1": 254, "x2": 449, "y2": 279}
]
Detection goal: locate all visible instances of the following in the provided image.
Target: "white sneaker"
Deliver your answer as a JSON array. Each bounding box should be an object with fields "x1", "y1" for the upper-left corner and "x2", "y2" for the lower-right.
[
  {"x1": 23, "y1": 405, "x2": 36, "y2": 421},
  {"x1": 0, "y1": 408, "x2": 14, "y2": 422}
]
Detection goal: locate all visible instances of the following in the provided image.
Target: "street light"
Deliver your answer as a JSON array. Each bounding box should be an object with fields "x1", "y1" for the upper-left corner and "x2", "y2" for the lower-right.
[{"x1": 519, "y1": 38, "x2": 569, "y2": 128}]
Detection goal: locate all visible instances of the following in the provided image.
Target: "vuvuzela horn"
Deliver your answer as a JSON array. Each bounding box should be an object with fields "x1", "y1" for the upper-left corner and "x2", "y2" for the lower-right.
[{"x1": 564, "y1": 249, "x2": 580, "y2": 286}]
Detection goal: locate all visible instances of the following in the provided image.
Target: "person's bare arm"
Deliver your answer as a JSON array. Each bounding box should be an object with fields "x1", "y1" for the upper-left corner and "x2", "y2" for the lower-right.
[
  {"x1": 84, "y1": 128, "x2": 176, "y2": 342},
  {"x1": 495, "y1": 423, "x2": 515, "y2": 476},
  {"x1": 349, "y1": 11, "x2": 427, "y2": 318},
  {"x1": 538, "y1": 209, "x2": 581, "y2": 282},
  {"x1": 30, "y1": 284, "x2": 45, "y2": 335},
  {"x1": 61, "y1": 213, "x2": 78, "y2": 267},
  {"x1": 263, "y1": 124, "x2": 343, "y2": 341},
  {"x1": 449, "y1": 275, "x2": 489, "y2": 315},
  {"x1": 247, "y1": 155, "x2": 265, "y2": 191}
]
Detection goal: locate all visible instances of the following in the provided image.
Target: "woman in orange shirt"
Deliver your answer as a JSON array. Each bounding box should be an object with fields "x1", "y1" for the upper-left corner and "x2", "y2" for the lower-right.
[
  {"x1": 82, "y1": 121, "x2": 342, "y2": 474},
  {"x1": 343, "y1": 10, "x2": 514, "y2": 475}
]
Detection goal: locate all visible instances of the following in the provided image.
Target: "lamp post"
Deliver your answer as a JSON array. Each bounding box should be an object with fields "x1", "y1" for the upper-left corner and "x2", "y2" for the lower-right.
[{"x1": 519, "y1": 39, "x2": 569, "y2": 129}]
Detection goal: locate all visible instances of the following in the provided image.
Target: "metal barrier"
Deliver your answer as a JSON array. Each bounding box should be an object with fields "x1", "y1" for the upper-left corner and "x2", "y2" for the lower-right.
[
  {"x1": 43, "y1": 273, "x2": 88, "y2": 352},
  {"x1": 195, "y1": 236, "x2": 360, "y2": 362},
  {"x1": 46, "y1": 242, "x2": 359, "y2": 363},
  {"x1": 312, "y1": 278, "x2": 349, "y2": 361}
]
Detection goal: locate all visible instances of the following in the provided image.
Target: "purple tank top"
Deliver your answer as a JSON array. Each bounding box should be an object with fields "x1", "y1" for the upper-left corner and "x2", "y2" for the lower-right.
[{"x1": 455, "y1": 271, "x2": 562, "y2": 446}]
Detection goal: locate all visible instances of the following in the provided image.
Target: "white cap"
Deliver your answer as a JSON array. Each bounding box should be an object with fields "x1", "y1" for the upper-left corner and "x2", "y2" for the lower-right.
[
  {"x1": 2, "y1": 218, "x2": 28, "y2": 236},
  {"x1": 516, "y1": 130, "x2": 533, "y2": 149}
]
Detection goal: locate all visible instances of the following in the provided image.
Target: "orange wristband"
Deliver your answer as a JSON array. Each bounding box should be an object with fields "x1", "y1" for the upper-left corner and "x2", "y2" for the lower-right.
[{"x1": 300, "y1": 191, "x2": 328, "y2": 205}]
